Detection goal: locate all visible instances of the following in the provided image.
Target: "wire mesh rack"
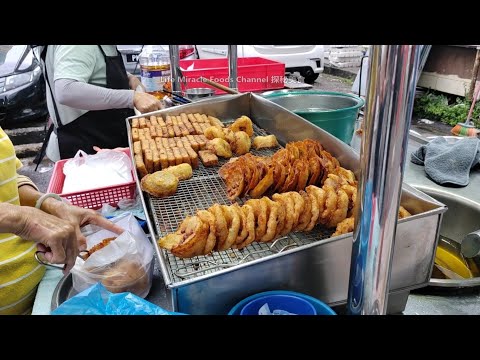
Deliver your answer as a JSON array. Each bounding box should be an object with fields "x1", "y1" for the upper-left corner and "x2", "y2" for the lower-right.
[{"x1": 147, "y1": 122, "x2": 335, "y2": 284}]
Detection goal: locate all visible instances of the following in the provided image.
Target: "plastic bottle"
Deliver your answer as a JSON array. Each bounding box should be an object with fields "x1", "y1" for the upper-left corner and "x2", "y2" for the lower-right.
[{"x1": 139, "y1": 45, "x2": 172, "y2": 99}]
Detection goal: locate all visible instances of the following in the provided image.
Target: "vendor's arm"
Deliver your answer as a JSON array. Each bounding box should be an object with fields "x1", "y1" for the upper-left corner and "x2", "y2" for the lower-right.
[
  {"x1": 52, "y1": 46, "x2": 160, "y2": 113},
  {"x1": 17, "y1": 182, "x2": 124, "y2": 249},
  {"x1": 127, "y1": 72, "x2": 145, "y2": 91},
  {"x1": 54, "y1": 79, "x2": 160, "y2": 113}
]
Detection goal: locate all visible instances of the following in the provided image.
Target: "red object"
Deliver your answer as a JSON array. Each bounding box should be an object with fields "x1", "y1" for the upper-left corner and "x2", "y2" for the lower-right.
[
  {"x1": 179, "y1": 57, "x2": 285, "y2": 94},
  {"x1": 47, "y1": 149, "x2": 136, "y2": 210},
  {"x1": 179, "y1": 45, "x2": 195, "y2": 59}
]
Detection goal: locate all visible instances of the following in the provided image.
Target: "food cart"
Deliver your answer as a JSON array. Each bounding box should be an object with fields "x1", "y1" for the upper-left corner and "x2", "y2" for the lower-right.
[{"x1": 49, "y1": 45, "x2": 480, "y2": 315}]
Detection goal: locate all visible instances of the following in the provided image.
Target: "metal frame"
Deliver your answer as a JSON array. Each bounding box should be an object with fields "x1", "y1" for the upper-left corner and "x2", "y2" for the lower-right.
[{"x1": 125, "y1": 92, "x2": 447, "y2": 314}]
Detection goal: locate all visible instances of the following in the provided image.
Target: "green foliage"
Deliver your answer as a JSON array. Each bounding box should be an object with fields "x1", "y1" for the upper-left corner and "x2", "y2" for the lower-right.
[{"x1": 413, "y1": 92, "x2": 480, "y2": 127}]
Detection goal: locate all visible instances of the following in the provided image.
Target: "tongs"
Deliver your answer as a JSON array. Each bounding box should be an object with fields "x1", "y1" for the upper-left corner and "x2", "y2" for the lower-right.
[{"x1": 34, "y1": 250, "x2": 89, "y2": 270}]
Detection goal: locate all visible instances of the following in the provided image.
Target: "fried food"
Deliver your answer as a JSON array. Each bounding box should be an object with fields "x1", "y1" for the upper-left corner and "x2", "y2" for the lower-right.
[
  {"x1": 295, "y1": 190, "x2": 312, "y2": 232},
  {"x1": 249, "y1": 166, "x2": 274, "y2": 198},
  {"x1": 197, "y1": 210, "x2": 217, "y2": 255},
  {"x1": 135, "y1": 154, "x2": 148, "y2": 179},
  {"x1": 399, "y1": 206, "x2": 412, "y2": 219},
  {"x1": 82, "y1": 237, "x2": 117, "y2": 260},
  {"x1": 167, "y1": 216, "x2": 209, "y2": 258},
  {"x1": 320, "y1": 185, "x2": 338, "y2": 225},
  {"x1": 141, "y1": 171, "x2": 178, "y2": 197},
  {"x1": 198, "y1": 150, "x2": 219, "y2": 167},
  {"x1": 305, "y1": 186, "x2": 324, "y2": 232},
  {"x1": 245, "y1": 198, "x2": 268, "y2": 241},
  {"x1": 326, "y1": 189, "x2": 349, "y2": 228},
  {"x1": 234, "y1": 204, "x2": 256, "y2": 249},
  {"x1": 261, "y1": 198, "x2": 279, "y2": 242},
  {"x1": 332, "y1": 217, "x2": 355, "y2": 237},
  {"x1": 101, "y1": 259, "x2": 150, "y2": 296},
  {"x1": 286, "y1": 192, "x2": 303, "y2": 231},
  {"x1": 161, "y1": 163, "x2": 193, "y2": 181},
  {"x1": 206, "y1": 138, "x2": 233, "y2": 158},
  {"x1": 231, "y1": 131, "x2": 251, "y2": 155},
  {"x1": 208, "y1": 115, "x2": 224, "y2": 128},
  {"x1": 204, "y1": 126, "x2": 226, "y2": 140},
  {"x1": 208, "y1": 204, "x2": 228, "y2": 251},
  {"x1": 272, "y1": 193, "x2": 295, "y2": 236},
  {"x1": 223, "y1": 128, "x2": 235, "y2": 144},
  {"x1": 220, "y1": 205, "x2": 241, "y2": 251},
  {"x1": 252, "y1": 135, "x2": 279, "y2": 150},
  {"x1": 230, "y1": 115, "x2": 254, "y2": 136}
]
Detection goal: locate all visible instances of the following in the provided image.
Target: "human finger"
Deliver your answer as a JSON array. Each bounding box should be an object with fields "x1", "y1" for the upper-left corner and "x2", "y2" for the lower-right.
[{"x1": 86, "y1": 215, "x2": 124, "y2": 235}]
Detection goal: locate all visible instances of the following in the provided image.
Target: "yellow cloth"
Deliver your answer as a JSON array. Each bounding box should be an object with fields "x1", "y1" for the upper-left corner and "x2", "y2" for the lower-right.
[{"x1": 0, "y1": 127, "x2": 45, "y2": 315}]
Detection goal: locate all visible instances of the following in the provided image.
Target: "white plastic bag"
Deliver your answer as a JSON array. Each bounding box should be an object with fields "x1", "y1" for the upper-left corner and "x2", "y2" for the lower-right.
[
  {"x1": 62, "y1": 150, "x2": 133, "y2": 193},
  {"x1": 71, "y1": 213, "x2": 154, "y2": 298}
]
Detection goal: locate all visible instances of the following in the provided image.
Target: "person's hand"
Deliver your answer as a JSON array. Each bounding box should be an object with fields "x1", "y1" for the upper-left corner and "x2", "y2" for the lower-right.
[
  {"x1": 133, "y1": 92, "x2": 162, "y2": 113},
  {"x1": 13, "y1": 206, "x2": 80, "y2": 274},
  {"x1": 128, "y1": 75, "x2": 145, "y2": 91},
  {"x1": 92, "y1": 146, "x2": 128, "y2": 153},
  {"x1": 41, "y1": 198, "x2": 124, "y2": 252}
]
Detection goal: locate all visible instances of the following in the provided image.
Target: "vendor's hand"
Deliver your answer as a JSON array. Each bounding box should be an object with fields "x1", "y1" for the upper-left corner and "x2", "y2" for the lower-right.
[
  {"x1": 13, "y1": 206, "x2": 79, "y2": 274},
  {"x1": 41, "y1": 198, "x2": 124, "y2": 253},
  {"x1": 92, "y1": 146, "x2": 128, "y2": 153},
  {"x1": 134, "y1": 92, "x2": 162, "y2": 114},
  {"x1": 129, "y1": 75, "x2": 145, "y2": 92}
]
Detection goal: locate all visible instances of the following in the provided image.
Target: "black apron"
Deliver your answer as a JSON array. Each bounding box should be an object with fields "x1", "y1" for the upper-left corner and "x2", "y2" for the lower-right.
[{"x1": 55, "y1": 45, "x2": 134, "y2": 159}]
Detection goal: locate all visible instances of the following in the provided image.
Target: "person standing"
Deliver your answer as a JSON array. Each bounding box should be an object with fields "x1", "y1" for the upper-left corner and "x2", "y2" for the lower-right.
[{"x1": 39, "y1": 45, "x2": 161, "y2": 161}]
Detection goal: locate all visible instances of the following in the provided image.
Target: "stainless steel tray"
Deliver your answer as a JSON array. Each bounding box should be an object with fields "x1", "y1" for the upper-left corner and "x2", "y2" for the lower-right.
[{"x1": 126, "y1": 93, "x2": 447, "y2": 314}]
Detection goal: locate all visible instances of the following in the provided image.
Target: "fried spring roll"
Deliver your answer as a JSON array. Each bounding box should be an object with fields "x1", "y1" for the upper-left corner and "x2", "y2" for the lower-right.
[{"x1": 131, "y1": 118, "x2": 139, "y2": 128}]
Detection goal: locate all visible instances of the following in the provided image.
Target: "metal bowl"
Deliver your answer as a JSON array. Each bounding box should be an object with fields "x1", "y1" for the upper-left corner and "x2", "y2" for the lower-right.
[
  {"x1": 185, "y1": 88, "x2": 215, "y2": 101},
  {"x1": 415, "y1": 186, "x2": 480, "y2": 288}
]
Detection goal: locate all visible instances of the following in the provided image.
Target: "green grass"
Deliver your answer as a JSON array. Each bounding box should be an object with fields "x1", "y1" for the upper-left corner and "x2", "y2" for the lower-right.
[{"x1": 414, "y1": 91, "x2": 480, "y2": 127}]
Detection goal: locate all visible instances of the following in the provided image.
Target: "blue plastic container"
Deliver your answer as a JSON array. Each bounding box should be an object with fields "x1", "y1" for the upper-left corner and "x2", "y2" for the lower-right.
[
  {"x1": 229, "y1": 290, "x2": 336, "y2": 315},
  {"x1": 240, "y1": 294, "x2": 316, "y2": 315}
]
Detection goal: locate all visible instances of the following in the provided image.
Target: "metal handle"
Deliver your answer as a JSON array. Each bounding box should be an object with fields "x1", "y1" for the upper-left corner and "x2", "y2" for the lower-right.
[
  {"x1": 228, "y1": 45, "x2": 238, "y2": 90},
  {"x1": 347, "y1": 45, "x2": 421, "y2": 315},
  {"x1": 35, "y1": 251, "x2": 66, "y2": 270},
  {"x1": 199, "y1": 76, "x2": 240, "y2": 94}
]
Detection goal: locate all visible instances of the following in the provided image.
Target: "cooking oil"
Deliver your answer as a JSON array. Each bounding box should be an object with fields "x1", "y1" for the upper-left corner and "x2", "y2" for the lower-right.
[
  {"x1": 433, "y1": 236, "x2": 480, "y2": 279},
  {"x1": 139, "y1": 45, "x2": 172, "y2": 99}
]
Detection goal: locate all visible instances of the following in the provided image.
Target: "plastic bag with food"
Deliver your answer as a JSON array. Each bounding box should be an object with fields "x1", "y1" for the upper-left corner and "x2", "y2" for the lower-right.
[
  {"x1": 62, "y1": 149, "x2": 133, "y2": 193},
  {"x1": 52, "y1": 283, "x2": 182, "y2": 315},
  {"x1": 70, "y1": 213, "x2": 154, "y2": 298}
]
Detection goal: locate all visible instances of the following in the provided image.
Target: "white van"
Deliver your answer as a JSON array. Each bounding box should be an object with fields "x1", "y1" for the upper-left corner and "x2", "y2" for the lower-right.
[{"x1": 195, "y1": 45, "x2": 324, "y2": 84}]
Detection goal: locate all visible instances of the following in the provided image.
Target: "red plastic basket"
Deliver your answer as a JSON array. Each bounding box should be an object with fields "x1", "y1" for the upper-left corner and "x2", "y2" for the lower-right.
[
  {"x1": 46, "y1": 149, "x2": 136, "y2": 210},
  {"x1": 179, "y1": 57, "x2": 285, "y2": 94}
]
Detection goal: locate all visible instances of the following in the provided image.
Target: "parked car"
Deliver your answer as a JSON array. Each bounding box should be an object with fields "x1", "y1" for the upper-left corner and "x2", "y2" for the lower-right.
[
  {"x1": 0, "y1": 45, "x2": 47, "y2": 124},
  {"x1": 117, "y1": 45, "x2": 197, "y2": 76},
  {"x1": 195, "y1": 45, "x2": 324, "y2": 84}
]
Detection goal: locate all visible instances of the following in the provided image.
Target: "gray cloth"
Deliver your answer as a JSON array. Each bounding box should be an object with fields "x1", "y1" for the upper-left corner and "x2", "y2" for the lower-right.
[
  {"x1": 411, "y1": 137, "x2": 480, "y2": 186},
  {"x1": 55, "y1": 78, "x2": 134, "y2": 111}
]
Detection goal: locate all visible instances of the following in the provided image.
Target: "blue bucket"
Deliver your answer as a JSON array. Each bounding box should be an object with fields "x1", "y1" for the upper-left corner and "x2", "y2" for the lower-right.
[
  {"x1": 229, "y1": 290, "x2": 336, "y2": 315},
  {"x1": 240, "y1": 294, "x2": 316, "y2": 315}
]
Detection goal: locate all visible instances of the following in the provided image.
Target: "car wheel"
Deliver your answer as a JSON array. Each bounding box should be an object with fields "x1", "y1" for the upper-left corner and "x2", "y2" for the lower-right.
[{"x1": 303, "y1": 72, "x2": 319, "y2": 85}]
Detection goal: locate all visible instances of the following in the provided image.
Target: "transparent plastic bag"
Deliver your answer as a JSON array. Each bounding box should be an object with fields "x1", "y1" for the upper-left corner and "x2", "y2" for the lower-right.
[
  {"x1": 71, "y1": 213, "x2": 154, "y2": 298},
  {"x1": 52, "y1": 283, "x2": 180, "y2": 315},
  {"x1": 62, "y1": 150, "x2": 133, "y2": 193}
]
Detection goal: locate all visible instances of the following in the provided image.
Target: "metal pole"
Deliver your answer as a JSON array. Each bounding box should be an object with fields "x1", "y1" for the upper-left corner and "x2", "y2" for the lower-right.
[
  {"x1": 228, "y1": 45, "x2": 238, "y2": 90},
  {"x1": 347, "y1": 45, "x2": 420, "y2": 315},
  {"x1": 169, "y1": 45, "x2": 181, "y2": 94}
]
